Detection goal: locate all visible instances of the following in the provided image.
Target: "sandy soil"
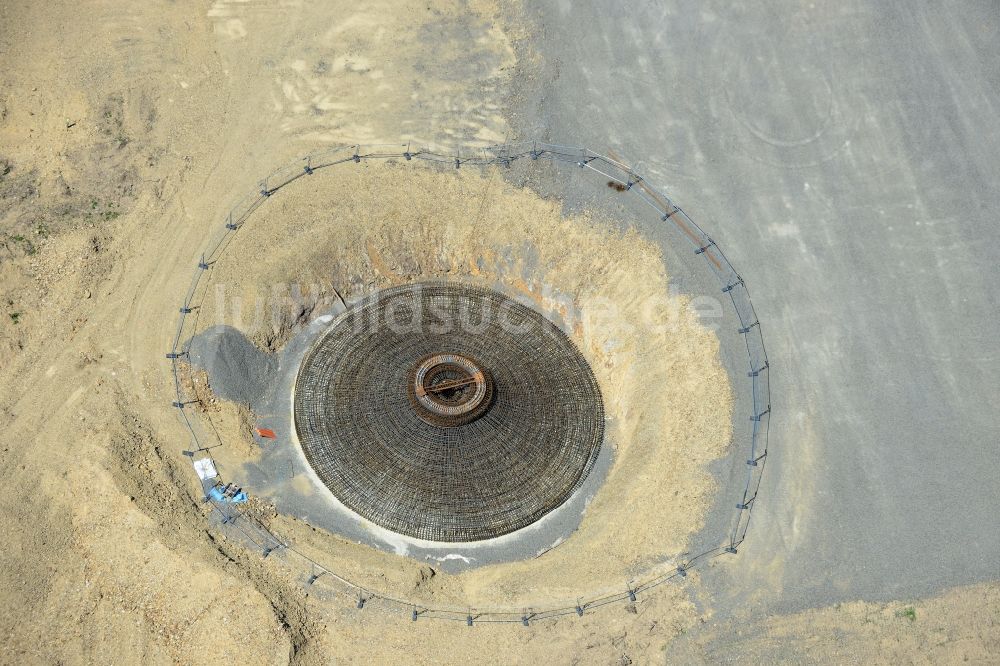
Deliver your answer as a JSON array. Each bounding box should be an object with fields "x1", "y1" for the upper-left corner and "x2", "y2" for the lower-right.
[
  {"x1": 1, "y1": 0, "x2": 997, "y2": 664},
  {"x1": 0, "y1": 0, "x2": 704, "y2": 661}
]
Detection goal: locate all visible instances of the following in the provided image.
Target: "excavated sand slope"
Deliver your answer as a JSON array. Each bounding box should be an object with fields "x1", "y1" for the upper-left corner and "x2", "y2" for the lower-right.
[{"x1": 195, "y1": 160, "x2": 732, "y2": 607}]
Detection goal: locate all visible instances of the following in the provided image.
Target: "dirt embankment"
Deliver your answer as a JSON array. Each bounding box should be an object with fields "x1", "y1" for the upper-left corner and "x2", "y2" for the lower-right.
[{"x1": 198, "y1": 160, "x2": 733, "y2": 607}]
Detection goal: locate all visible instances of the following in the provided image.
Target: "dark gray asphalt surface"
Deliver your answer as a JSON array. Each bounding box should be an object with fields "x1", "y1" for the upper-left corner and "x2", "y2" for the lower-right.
[{"x1": 509, "y1": 0, "x2": 1000, "y2": 613}]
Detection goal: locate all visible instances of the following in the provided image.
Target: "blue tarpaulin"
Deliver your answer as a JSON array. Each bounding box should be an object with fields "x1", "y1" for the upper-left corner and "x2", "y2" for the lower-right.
[{"x1": 209, "y1": 484, "x2": 248, "y2": 504}]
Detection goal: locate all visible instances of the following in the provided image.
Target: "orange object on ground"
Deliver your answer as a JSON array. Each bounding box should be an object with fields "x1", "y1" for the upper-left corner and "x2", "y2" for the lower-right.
[{"x1": 256, "y1": 427, "x2": 276, "y2": 439}]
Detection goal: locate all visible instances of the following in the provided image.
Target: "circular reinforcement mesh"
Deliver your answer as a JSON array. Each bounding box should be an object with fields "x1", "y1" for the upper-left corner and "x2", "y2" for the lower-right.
[{"x1": 293, "y1": 282, "x2": 605, "y2": 542}]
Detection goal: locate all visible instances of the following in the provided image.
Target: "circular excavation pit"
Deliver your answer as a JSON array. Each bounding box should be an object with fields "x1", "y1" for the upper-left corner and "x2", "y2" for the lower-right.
[
  {"x1": 293, "y1": 282, "x2": 606, "y2": 543},
  {"x1": 182, "y1": 150, "x2": 740, "y2": 593}
]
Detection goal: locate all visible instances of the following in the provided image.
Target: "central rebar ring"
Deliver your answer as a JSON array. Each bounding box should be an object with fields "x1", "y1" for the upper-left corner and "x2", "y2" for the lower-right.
[{"x1": 408, "y1": 353, "x2": 493, "y2": 426}]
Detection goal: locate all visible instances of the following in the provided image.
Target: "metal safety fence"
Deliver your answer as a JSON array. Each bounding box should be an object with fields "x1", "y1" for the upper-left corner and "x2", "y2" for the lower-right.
[{"x1": 166, "y1": 141, "x2": 771, "y2": 624}]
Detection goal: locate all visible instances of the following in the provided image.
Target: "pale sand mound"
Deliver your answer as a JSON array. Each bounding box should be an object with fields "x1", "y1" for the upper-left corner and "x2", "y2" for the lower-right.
[{"x1": 198, "y1": 160, "x2": 733, "y2": 607}]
